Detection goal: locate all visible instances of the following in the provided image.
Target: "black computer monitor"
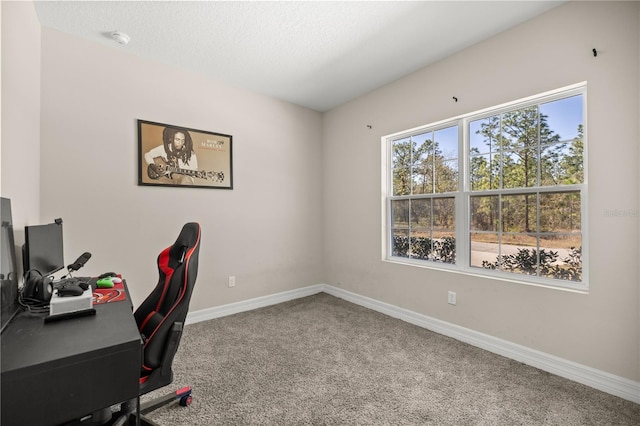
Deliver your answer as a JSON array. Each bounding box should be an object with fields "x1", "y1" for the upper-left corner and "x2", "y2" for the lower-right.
[
  {"x1": 23, "y1": 220, "x2": 64, "y2": 277},
  {"x1": 1, "y1": 197, "x2": 21, "y2": 332}
]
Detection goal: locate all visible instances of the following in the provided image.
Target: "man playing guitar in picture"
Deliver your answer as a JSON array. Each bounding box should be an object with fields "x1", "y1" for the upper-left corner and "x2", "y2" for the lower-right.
[{"x1": 144, "y1": 126, "x2": 199, "y2": 185}]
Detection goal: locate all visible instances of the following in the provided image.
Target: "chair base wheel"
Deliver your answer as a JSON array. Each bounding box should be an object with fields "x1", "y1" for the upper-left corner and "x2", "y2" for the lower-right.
[{"x1": 179, "y1": 394, "x2": 192, "y2": 406}]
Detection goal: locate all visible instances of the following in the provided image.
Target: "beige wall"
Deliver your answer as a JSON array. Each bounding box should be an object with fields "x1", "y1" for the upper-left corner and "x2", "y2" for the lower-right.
[
  {"x1": 322, "y1": 1, "x2": 640, "y2": 381},
  {"x1": 1, "y1": 1, "x2": 41, "y2": 231},
  {"x1": 3, "y1": 4, "x2": 324, "y2": 310},
  {"x1": 39, "y1": 28, "x2": 325, "y2": 309}
]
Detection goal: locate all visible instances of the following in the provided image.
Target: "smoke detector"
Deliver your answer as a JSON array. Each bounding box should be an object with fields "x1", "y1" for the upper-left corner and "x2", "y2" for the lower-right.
[{"x1": 111, "y1": 31, "x2": 130, "y2": 45}]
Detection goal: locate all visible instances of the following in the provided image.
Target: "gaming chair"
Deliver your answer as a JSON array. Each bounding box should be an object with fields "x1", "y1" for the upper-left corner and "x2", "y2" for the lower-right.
[{"x1": 115, "y1": 222, "x2": 201, "y2": 426}]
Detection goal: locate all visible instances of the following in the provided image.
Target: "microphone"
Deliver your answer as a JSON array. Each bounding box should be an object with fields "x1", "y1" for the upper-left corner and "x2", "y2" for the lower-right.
[{"x1": 68, "y1": 252, "x2": 92, "y2": 272}]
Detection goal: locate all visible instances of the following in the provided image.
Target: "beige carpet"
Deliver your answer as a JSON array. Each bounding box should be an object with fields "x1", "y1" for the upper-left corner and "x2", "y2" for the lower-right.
[{"x1": 143, "y1": 293, "x2": 639, "y2": 425}]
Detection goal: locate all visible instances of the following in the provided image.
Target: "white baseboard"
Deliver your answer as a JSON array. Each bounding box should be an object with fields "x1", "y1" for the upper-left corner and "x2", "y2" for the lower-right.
[
  {"x1": 186, "y1": 283, "x2": 640, "y2": 404},
  {"x1": 186, "y1": 284, "x2": 324, "y2": 324}
]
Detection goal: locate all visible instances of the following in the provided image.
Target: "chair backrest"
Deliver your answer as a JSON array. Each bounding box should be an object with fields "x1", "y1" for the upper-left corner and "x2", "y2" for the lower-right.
[{"x1": 134, "y1": 222, "x2": 201, "y2": 381}]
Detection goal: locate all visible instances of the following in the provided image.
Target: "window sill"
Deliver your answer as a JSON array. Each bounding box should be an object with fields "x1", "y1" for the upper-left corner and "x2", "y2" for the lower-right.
[{"x1": 383, "y1": 256, "x2": 589, "y2": 294}]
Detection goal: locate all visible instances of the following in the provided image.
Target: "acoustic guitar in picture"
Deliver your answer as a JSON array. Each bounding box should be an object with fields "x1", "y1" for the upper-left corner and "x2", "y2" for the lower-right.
[{"x1": 147, "y1": 157, "x2": 224, "y2": 183}]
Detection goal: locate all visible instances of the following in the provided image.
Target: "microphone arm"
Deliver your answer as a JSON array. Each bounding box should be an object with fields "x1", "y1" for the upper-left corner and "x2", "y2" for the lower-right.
[{"x1": 67, "y1": 252, "x2": 92, "y2": 273}]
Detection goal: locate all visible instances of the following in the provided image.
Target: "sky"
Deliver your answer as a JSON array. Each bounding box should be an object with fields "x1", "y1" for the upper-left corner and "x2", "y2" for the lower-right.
[
  {"x1": 395, "y1": 93, "x2": 584, "y2": 158},
  {"x1": 540, "y1": 94, "x2": 583, "y2": 142}
]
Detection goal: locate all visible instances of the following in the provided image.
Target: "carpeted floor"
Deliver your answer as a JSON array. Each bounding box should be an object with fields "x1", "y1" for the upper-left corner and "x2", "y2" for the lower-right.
[{"x1": 143, "y1": 293, "x2": 639, "y2": 425}]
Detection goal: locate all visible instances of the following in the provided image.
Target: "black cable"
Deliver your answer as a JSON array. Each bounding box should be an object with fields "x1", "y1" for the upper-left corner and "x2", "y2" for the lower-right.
[
  {"x1": 18, "y1": 289, "x2": 50, "y2": 314},
  {"x1": 19, "y1": 269, "x2": 52, "y2": 314}
]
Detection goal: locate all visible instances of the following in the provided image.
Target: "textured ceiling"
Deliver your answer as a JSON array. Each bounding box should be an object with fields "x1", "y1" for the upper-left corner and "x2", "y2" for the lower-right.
[{"x1": 33, "y1": 1, "x2": 563, "y2": 112}]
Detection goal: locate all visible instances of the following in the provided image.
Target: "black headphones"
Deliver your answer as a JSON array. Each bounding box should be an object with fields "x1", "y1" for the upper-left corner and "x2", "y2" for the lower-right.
[{"x1": 23, "y1": 270, "x2": 54, "y2": 303}]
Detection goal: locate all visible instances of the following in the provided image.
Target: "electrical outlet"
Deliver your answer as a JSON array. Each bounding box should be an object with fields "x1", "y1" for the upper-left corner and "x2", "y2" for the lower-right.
[
  {"x1": 228, "y1": 276, "x2": 236, "y2": 288},
  {"x1": 447, "y1": 291, "x2": 457, "y2": 305}
]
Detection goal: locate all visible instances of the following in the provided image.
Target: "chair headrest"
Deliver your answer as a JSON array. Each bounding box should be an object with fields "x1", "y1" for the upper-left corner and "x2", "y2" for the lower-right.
[{"x1": 169, "y1": 223, "x2": 200, "y2": 263}]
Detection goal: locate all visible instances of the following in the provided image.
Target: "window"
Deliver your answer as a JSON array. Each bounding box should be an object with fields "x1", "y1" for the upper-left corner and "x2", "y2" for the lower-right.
[
  {"x1": 390, "y1": 126, "x2": 458, "y2": 264},
  {"x1": 384, "y1": 83, "x2": 587, "y2": 290}
]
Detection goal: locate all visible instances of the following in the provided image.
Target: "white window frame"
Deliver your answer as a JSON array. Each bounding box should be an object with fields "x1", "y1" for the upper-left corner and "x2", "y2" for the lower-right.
[{"x1": 382, "y1": 82, "x2": 588, "y2": 292}]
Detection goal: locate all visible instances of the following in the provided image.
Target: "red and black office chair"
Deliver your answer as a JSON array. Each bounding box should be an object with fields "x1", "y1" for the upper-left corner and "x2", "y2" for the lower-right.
[{"x1": 116, "y1": 222, "x2": 201, "y2": 426}]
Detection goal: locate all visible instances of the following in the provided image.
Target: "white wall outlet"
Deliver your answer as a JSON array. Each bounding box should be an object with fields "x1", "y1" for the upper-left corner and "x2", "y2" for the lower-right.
[
  {"x1": 447, "y1": 291, "x2": 457, "y2": 305},
  {"x1": 228, "y1": 276, "x2": 236, "y2": 287}
]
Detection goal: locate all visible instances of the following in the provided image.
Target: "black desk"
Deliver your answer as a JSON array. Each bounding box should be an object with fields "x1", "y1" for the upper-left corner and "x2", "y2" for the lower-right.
[{"x1": 1, "y1": 280, "x2": 142, "y2": 426}]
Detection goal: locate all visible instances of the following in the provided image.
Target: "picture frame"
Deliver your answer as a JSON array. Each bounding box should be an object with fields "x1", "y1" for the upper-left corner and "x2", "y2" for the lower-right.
[{"x1": 137, "y1": 119, "x2": 233, "y2": 189}]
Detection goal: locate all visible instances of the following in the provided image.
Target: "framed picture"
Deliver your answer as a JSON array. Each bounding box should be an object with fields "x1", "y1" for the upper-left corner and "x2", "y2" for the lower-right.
[{"x1": 138, "y1": 120, "x2": 233, "y2": 189}]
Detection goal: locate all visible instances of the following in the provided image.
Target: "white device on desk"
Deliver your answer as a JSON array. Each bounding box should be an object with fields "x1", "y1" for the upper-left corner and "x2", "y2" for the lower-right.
[{"x1": 49, "y1": 287, "x2": 93, "y2": 316}]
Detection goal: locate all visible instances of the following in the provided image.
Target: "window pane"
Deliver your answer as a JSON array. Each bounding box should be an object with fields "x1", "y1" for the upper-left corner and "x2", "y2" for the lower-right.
[
  {"x1": 502, "y1": 149, "x2": 537, "y2": 188},
  {"x1": 392, "y1": 198, "x2": 410, "y2": 258},
  {"x1": 470, "y1": 116, "x2": 499, "y2": 154},
  {"x1": 433, "y1": 198, "x2": 455, "y2": 231},
  {"x1": 391, "y1": 200, "x2": 409, "y2": 229},
  {"x1": 413, "y1": 132, "x2": 434, "y2": 195},
  {"x1": 392, "y1": 137, "x2": 412, "y2": 168},
  {"x1": 433, "y1": 126, "x2": 458, "y2": 196},
  {"x1": 500, "y1": 233, "x2": 539, "y2": 276},
  {"x1": 412, "y1": 154, "x2": 433, "y2": 194},
  {"x1": 410, "y1": 235, "x2": 432, "y2": 260},
  {"x1": 392, "y1": 229, "x2": 410, "y2": 258},
  {"x1": 433, "y1": 198, "x2": 455, "y2": 263},
  {"x1": 539, "y1": 192, "x2": 581, "y2": 233},
  {"x1": 410, "y1": 199, "x2": 431, "y2": 229},
  {"x1": 470, "y1": 153, "x2": 499, "y2": 191},
  {"x1": 432, "y1": 233, "x2": 455, "y2": 263},
  {"x1": 435, "y1": 159, "x2": 458, "y2": 193},
  {"x1": 409, "y1": 199, "x2": 431, "y2": 260},
  {"x1": 393, "y1": 167, "x2": 411, "y2": 195},
  {"x1": 540, "y1": 95, "x2": 583, "y2": 143},
  {"x1": 392, "y1": 137, "x2": 412, "y2": 195},
  {"x1": 540, "y1": 142, "x2": 569, "y2": 186},
  {"x1": 470, "y1": 232, "x2": 499, "y2": 269},
  {"x1": 413, "y1": 132, "x2": 434, "y2": 163},
  {"x1": 501, "y1": 106, "x2": 538, "y2": 152},
  {"x1": 501, "y1": 194, "x2": 537, "y2": 233},
  {"x1": 435, "y1": 126, "x2": 458, "y2": 160},
  {"x1": 500, "y1": 106, "x2": 539, "y2": 190},
  {"x1": 564, "y1": 139, "x2": 584, "y2": 184},
  {"x1": 470, "y1": 195, "x2": 499, "y2": 232},
  {"x1": 540, "y1": 235, "x2": 582, "y2": 282},
  {"x1": 540, "y1": 140, "x2": 584, "y2": 185}
]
